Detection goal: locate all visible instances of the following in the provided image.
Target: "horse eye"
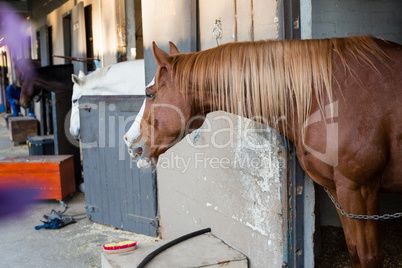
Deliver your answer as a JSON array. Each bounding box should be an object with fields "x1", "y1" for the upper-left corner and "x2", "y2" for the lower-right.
[{"x1": 145, "y1": 90, "x2": 155, "y2": 99}]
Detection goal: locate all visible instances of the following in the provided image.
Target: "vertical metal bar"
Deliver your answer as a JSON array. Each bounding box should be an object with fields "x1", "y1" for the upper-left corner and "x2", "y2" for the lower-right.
[
  {"x1": 39, "y1": 94, "x2": 45, "y2": 135},
  {"x1": 250, "y1": 0, "x2": 254, "y2": 41},
  {"x1": 281, "y1": 136, "x2": 305, "y2": 267},
  {"x1": 280, "y1": 134, "x2": 290, "y2": 267},
  {"x1": 195, "y1": 0, "x2": 200, "y2": 51},
  {"x1": 45, "y1": 97, "x2": 51, "y2": 135},
  {"x1": 291, "y1": 144, "x2": 304, "y2": 267},
  {"x1": 291, "y1": 0, "x2": 301, "y2": 39},
  {"x1": 234, "y1": 0, "x2": 238, "y2": 42},
  {"x1": 285, "y1": 0, "x2": 293, "y2": 40},
  {"x1": 51, "y1": 92, "x2": 58, "y2": 154},
  {"x1": 277, "y1": 0, "x2": 285, "y2": 40},
  {"x1": 0, "y1": 53, "x2": 6, "y2": 113},
  {"x1": 191, "y1": 0, "x2": 198, "y2": 52},
  {"x1": 295, "y1": 153, "x2": 305, "y2": 267}
]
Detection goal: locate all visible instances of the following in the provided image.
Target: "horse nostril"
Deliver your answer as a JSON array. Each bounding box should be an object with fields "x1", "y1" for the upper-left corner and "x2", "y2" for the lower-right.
[{"x1": 124, "y1": 136, "x2": 128, "y2": 141}]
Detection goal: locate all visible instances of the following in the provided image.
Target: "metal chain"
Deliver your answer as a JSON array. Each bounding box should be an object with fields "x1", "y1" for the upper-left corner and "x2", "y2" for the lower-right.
[
  {"x1": 324, "y1": 188, "x2": 402, "y2": 220},
  {"x1": 62, "y1": 212, "x2": 87, "y2": 221},
  {"x1": 59, "y1": 202, "x2": 87, "y2": 221}
]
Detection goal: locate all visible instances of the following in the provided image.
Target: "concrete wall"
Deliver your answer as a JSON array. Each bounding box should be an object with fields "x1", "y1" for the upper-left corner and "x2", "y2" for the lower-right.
[
  {"x1": 198, "y1": 0, "x2": 278, "y2": 50},
  {"x1": 142, "y1": 0, "x2": 197, "y2": 84},
  {"x1": 312, "y1": 0, "x2": 402, "y2": 44},
  {"x1": 157, "y1": 112, "x2": 284, "y2": 268}
]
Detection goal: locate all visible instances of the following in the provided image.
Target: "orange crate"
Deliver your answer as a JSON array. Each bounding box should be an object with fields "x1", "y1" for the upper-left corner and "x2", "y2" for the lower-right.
[{"x1": 0, "y1": 155, "x2": 76, "y2": 201}]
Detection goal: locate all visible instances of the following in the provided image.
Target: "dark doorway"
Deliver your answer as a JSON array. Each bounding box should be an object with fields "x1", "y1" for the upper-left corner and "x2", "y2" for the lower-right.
[
  {"x1": 63, "y1": 14, "x2": 72, "y2": 64},
  {"x1": 1, "y1": 52, "x2": 9, "y2": 113},
  {"x1": 134, "y1": 0, "x2": 144, "y2": 59},
  {"x1": 25, "y1": 35, "x2": 31, "y2": 59},
  {"x1": 36, "y1": 31, "x2": 41, "y2": 61},
  {"x1": 47, "y1": 26, "x2": 53, "y2": 65},
  {"x1": 280, "y1": 0, "x2": 301, "y2": 40},
  {"x1": 84, "y1": 4, "x2": 95, "y2": 72}
]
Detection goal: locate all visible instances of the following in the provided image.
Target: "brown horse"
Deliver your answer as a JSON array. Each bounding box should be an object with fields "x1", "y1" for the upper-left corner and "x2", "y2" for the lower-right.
[
  {"x1": 17, "y1": 64, "x2": 74, "y2": 108},
  {"x1": 124, "y1": 36, "x2": 402, "y2": 267}
]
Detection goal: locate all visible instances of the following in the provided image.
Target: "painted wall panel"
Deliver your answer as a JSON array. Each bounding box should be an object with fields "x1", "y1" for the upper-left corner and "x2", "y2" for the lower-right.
[
  {"x1": 142, "y1": 0, "x2": 197, "y2": 83},
  {"x1": 199, "y1": 0, "x2": 236, "y2": 49},
  {"x1": 312, "y1": 0, "x2": 402, "y2": 43},
  {"x1": 253, "y1": 0, "x2": 278, "y2": 40}
]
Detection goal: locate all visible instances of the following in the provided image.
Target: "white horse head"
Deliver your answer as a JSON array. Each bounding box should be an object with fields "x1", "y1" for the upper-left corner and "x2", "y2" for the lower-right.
[
  {"x1": 69, "y1": 70, "x2": 85, "y2": 138},
  {"x1": 69, "y1": 60, "x2": 145, "y2": 139}
]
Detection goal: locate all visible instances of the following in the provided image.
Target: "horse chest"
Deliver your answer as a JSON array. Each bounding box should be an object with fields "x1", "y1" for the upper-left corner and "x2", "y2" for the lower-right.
[{"x1": 295, "y1": 146, "x2": 336, "y2": 189}]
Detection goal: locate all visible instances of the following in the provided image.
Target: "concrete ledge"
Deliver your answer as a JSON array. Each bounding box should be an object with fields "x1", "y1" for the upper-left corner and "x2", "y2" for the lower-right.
[{"x1": 101, "y1": 233, "x2": 248, "y2": 268}]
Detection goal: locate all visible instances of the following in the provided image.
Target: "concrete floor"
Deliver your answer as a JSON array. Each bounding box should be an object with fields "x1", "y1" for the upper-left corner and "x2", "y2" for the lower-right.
[{"x1": 0, "y1": 113, "x2": 158, "y2": 268}]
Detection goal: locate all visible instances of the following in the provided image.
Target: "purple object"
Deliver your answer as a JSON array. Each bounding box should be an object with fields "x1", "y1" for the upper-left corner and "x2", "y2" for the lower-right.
[
  {"x1": 0, "y1": 3, "x2": 34, "y2": 77},
  {"x1": 0, "y1": 187, "x2": 38, "y2": 220}
]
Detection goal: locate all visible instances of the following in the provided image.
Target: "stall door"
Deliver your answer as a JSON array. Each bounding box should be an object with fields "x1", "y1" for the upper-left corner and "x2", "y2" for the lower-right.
[{"x1": 80, "y1": 96, "x2": 158, "y2": 236}]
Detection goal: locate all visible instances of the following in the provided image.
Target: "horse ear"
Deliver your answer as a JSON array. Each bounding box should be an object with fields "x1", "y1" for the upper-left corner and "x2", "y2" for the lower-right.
[
  {"x1": 78, "y1": 70, "x2": 86, "y2": 78},
  {"x1": 169, "y1": 42, "x2": 180, "y2": 55},
  {"x1": 152, "y1": 42, "x2": 171, "y2": 67},
  {"x1": 72, "y1": 74, "x2": 83, "y2": 86}
]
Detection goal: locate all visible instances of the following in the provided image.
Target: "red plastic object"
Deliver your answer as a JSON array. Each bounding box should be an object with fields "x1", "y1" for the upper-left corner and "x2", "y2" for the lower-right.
[{"x1": 103, "y1": 240, "x2": 137, "y2": 254}]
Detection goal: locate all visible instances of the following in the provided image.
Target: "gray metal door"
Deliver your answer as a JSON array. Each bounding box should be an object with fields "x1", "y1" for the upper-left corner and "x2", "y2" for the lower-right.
[{"x1": 79, "y1": 95, "x2": 158, "y2": 236}]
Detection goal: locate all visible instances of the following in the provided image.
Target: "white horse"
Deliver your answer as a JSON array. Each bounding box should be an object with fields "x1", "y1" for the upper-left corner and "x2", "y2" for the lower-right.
[{"x1": 70, "y1": 60, "x2": 146, "y2": 139}]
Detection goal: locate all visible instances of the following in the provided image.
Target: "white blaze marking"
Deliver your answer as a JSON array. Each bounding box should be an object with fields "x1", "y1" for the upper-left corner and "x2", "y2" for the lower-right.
[
  {"x1": 69, "y1": 102, "x2": 80, "y2": 138},
  {"x1": 124, "y1": 78, "x2": 155, "y2": 149},
  {"x1": 124, "y1": 99, "x2": 145, "y2": 148}
]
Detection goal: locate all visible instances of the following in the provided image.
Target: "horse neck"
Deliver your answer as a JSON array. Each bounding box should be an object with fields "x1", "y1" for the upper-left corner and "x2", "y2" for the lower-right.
[
  {"x1": 81, "y1": 68, "x2": 126, "y2": 94},
  {"x1": 34, "y1": 77, "x2": 69, "y2": 91},
  {"x1": 37, "y1": 66, "x2": 73, "y2": 85}
]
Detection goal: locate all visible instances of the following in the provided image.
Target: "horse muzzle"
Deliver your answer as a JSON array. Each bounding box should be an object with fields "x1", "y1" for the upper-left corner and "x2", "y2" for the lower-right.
[
  {"x1": 127, "y1": 146, "x2": 152, "y2": 169},
  {"x1": 128, "y1": 147, "x2": 143, "y2": 158}
]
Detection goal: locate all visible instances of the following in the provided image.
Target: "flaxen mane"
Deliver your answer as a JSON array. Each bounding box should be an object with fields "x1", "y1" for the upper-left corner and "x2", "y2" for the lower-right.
[{"x1": 161, "y1": 36, "x2": 387, "y2": 134}]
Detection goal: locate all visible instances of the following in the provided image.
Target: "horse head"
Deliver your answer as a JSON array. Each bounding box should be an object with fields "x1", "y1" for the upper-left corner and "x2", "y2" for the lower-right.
[
  {"x1": 14, "y1": 59, "x2": 36, "y2": 108},
  {"x1": 124, "y1": 42, "x2": 205, "y2": 168},
  {"x1": 19, "y1": 79, "x2": 40, "y2": 108},
  {"x1": 69, "y1": 70, "x2": 86, "y2": 139}
]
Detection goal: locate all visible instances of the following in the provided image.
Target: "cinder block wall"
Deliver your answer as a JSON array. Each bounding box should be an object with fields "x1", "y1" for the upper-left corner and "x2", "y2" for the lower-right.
[{"x1": 312, "y1": 0, "x2": 402, "y2": 44}]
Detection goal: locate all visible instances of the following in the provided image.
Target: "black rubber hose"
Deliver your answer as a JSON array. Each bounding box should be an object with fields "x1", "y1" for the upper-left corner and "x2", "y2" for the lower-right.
[{"x1": 137, "y1": 228, "x2": 212, "y2": 268}]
